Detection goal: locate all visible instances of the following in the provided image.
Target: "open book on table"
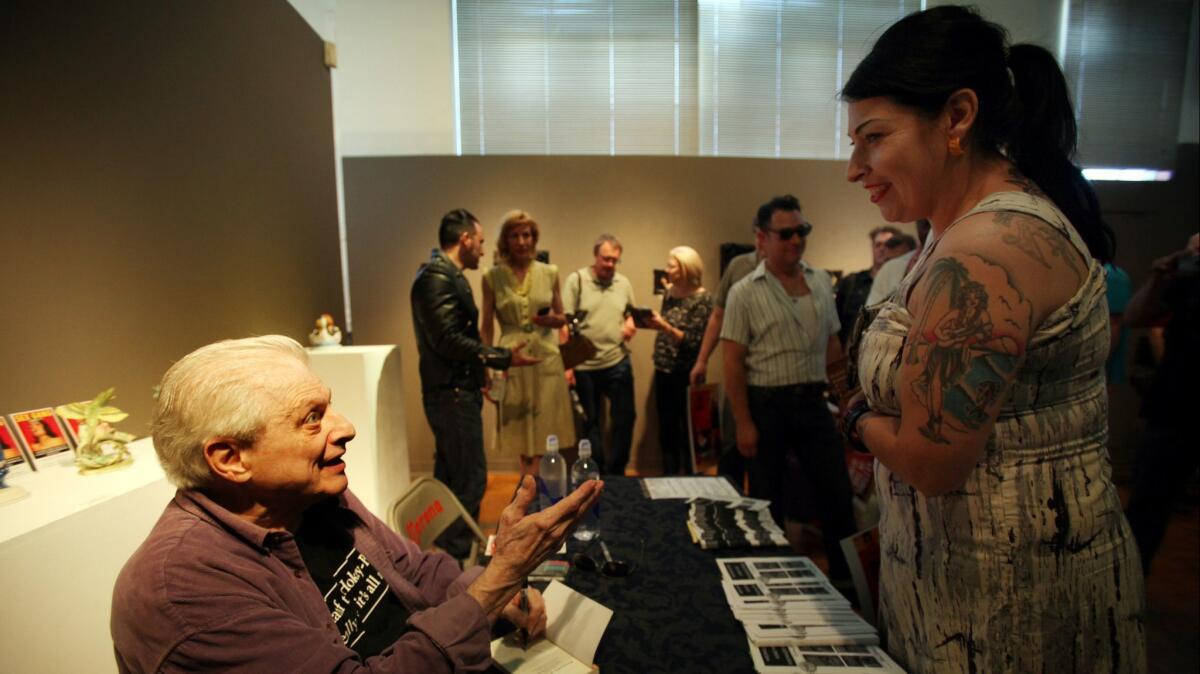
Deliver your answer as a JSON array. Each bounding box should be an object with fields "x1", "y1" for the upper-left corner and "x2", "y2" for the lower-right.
[{"x1": 491, "y1": 580, "x2": 612, "y2": 673}]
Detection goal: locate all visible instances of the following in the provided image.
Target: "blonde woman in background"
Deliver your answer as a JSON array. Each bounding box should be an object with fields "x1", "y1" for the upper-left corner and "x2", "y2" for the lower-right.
[
  {"x1": 648, "y1": 246, "x2": 714, "y2": 475},
  {"x1": 482, "y1": 210, "x2": 576, "y2": 476}
]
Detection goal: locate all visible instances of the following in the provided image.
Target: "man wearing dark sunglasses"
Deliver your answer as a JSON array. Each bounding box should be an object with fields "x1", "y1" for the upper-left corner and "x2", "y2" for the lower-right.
[{"x1": 720, "y1": 194, "x2": 857, "y2": 588}]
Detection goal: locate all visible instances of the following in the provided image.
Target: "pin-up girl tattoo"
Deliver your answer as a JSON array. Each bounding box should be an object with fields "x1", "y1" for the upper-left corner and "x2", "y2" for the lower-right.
[{"x1": 907, "y1": 257, "x2": 1025, "y2": 443}]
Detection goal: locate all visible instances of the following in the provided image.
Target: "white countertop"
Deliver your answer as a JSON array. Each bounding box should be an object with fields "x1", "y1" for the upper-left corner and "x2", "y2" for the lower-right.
[{"x1": 0, "y1": 437, "x2": 167, "y2": 545}]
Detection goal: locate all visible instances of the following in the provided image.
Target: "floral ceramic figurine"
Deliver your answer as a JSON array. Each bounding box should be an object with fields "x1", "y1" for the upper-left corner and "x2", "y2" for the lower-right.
[
  {"x1": 55, "y1": 388, "x2": 136, "y2": 474},
  {"x1": 309, "y1": 312, "x2": 343, "y2": 347}
]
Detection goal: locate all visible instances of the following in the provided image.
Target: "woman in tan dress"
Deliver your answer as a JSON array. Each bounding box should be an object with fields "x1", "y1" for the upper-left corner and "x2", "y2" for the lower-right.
[
  {"x1": 839, "y1": 7, "x2": 1145, "y2": 673},
  {"x1": 482, "y1": 210, "x2": 575, "y2": 476}
]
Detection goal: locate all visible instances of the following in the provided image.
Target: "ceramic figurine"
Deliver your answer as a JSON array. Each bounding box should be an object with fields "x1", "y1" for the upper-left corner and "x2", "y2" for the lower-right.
[
  {"x1": 309, "y1": 312, "x2": 343, "y2": 347},
  {"x1": 56, "y1": 388, "x2": 136, "y2": 474}
]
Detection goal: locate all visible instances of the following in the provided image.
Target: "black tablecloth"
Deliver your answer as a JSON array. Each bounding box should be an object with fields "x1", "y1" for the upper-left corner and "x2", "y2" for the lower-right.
[{"x1": 559, "y1": 476, "x2": 789, "y2": 674}]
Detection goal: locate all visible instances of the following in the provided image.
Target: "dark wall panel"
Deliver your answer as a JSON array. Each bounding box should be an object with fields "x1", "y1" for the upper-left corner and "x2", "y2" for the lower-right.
[{"x1": 0, "y1": 1, "x2": 342, "y2": 434}]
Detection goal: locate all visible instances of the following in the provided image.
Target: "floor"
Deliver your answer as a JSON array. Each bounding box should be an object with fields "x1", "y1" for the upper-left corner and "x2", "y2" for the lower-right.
[{"x1": 477, "y1": 472, "x2": 1199, "y2": 673}]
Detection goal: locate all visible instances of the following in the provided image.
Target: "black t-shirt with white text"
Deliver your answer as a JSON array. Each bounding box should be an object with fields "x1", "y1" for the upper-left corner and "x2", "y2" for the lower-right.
[{"x1": 294, "y1": 503, "x2": 413, "y2": 659}]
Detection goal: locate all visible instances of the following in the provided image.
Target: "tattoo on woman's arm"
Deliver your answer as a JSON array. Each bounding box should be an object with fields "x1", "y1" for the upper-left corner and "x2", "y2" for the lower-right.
[
  {"x1": 904, "y1": 256, "x2": 1030, "y2": 443},
  {"x1": 993, "y1": 212, "x2": 1085, "y2": 280}
]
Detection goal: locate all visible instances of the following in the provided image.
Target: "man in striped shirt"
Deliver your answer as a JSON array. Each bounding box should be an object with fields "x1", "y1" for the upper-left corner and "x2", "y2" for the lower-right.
[{"x1": 720, "y1": 194, "x2": 857, "y2": 584}]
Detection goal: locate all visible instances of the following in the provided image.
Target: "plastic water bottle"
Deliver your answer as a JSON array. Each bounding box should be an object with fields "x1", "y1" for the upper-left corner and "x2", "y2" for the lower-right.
[
  {"x1": 570, "y1": 440, "x2": 600, "y2": 541},
  {"x1": 538, "y1": 435, "x2": 567, "y2": 511}
]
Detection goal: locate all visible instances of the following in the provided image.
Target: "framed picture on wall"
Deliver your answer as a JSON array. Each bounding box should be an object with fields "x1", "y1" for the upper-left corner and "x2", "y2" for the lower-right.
[
  {"x1": 10, "y1": 408, "x2": 72, "y2": 460},
  {"x1": 1, "y1": 417, "x2": 35, "y2": 469}
]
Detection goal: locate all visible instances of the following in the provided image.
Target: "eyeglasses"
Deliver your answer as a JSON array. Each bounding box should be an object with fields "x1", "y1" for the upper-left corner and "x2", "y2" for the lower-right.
[
  {"x1": 768, "y1": 223, "x2": 813, "y2": 240},
  {"x1": 572, "y1": 539, "x2": 643, "y2": 578}
]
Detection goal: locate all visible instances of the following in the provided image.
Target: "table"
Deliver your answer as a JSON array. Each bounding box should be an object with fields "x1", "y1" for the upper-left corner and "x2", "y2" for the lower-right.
[
  {"x1": 560, "y1": 477, "x2": 786, "y2": 673},
  {"x1": 0, "y1": 438, "x2": 174, "y2": 674}
]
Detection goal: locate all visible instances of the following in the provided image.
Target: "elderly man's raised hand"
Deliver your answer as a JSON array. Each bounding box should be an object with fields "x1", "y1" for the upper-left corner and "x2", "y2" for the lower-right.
[
  {"x1": 493, "y1": 476, "x2": 603, "y2": 573},
  {"x1": 466, "y1": 476, "x2": 604, "y2": 621}
]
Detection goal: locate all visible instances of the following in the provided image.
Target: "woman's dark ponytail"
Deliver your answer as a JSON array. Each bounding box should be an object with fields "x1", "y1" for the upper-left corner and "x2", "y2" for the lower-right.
[
  {"x1": 1007, "y1": 43, "x2": 1114, "y2": 263},
  {"x1": 842, "y1": 5, "x2": 1115, "y2": 264}
]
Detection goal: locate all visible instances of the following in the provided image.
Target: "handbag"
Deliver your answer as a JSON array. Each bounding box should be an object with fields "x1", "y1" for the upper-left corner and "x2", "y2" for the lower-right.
[{"x1": 560, "y1": 270, "x2": 598, "y2": 370}]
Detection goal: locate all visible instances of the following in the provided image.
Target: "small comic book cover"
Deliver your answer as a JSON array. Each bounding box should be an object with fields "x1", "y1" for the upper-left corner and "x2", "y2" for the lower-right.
[
  {"x1": 10, "y1": 408, "x2": 73, "y2": 460},
  {"x1": 1, "y1": 416, "x2": 36, "y2": 469}
]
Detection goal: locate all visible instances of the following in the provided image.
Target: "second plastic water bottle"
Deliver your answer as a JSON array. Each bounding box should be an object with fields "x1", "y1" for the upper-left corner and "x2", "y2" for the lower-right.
[
  {"x1": 538, "y1": 434, "x2": 567, "y2": 511},
  {"x1": 570, "y1": 440, "x2": 600, "y2": 540}
]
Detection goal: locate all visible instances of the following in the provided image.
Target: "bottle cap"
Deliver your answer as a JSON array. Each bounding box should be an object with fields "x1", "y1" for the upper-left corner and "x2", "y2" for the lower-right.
[
  {"x1": 545, "y1": 434, "x2": 559, "y2": 453},
  {"x1": 578, "y1": 439, "x2": 592, "y2": 458}
]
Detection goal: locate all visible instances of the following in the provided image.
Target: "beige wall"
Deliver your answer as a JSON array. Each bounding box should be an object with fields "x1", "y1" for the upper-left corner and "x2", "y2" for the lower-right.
[
  {"x1": 0, "y1": 0, "x2": 343, "y2": 436},
  {"x1": 343, "y1": 155, "x2": 919, "y2": 474}
]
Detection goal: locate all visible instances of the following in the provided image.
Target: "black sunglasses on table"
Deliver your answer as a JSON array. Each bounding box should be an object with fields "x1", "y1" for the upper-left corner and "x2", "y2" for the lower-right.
[
  {"x1": 572, "y1": 539, "x2": 644, "y2": 578},
  {"x1": 767, "y1": 222, "x2": 813, "y2": 240}
]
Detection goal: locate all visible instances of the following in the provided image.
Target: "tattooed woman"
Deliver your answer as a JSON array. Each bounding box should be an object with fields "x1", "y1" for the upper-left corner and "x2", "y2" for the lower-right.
[{"x1": 839, "y1": 6, "x2": 1145, "y2": 673}]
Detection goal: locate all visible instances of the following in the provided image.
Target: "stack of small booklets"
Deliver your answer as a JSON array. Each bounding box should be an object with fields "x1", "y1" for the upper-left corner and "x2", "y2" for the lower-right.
[
  {"x1": 716, "y1": 556, "x2": 906, "y2": 673},
  {"x1": 686, "y1": 497, "x2": 788, "y2": 549}
]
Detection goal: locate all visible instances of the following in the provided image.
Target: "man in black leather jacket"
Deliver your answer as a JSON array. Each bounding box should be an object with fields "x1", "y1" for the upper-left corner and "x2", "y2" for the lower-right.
[{"x1": 411, "y1": 208, "x2": 535, "y2": 558}]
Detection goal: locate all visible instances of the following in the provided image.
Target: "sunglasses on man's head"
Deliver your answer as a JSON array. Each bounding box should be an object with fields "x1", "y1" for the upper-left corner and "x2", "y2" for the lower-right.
[
  {"x1": 768, "y1": 223, "x2": 813, "y2": 240},
  {"x1": 572, "y1": 539, "x2": 643, "y2": 578}
]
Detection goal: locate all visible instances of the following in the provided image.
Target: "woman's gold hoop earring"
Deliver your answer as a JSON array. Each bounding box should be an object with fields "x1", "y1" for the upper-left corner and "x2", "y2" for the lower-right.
[{"x1": 948, "y1": 137, "x2": 965, "y2": 156}]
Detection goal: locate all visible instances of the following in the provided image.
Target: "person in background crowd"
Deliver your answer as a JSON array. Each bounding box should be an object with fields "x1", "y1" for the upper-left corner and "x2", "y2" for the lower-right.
[
  {"x1": 1103, "y1": 261, "x2": 1133, "y2": 390},
  {"x1": 563, "y1": 235, "x2": 637, "y2": 476},
  {"x1": 1123, "y1": 233, "x2": 1200, "y2": 576},
  {"x1": 691, "y1": 241, "x2": 762, "y2": 488},
  {"x1": 883, "y1": 232, "x2": 917, "y2": 260},
  {"x1": 722, "y1": 194, "x2": 856, "y2": 586},
  {"x1": 865, "y1": 220, "x2": 931, "y2": 306},
  {"x1": 835, "y1": 225, "x2": 904, "y2": 347},
  {"x1": 647, "y1": 246, "x2": 714, "y2": 475},
  {"x1": 111, "y1": 335, "x2": 603, "y2": 672},
  {"x1": 840, "y1": 6, "x2": 1145, "y2": 672},
  {"x1": 481, "y1": 210, "x2": 575, "y2": 476},
  {"x1": 411, "y1": 209, "x2": 539, "y2": 559}
]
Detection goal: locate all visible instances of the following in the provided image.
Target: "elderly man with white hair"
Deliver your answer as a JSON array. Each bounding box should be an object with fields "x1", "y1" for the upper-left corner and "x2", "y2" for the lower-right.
[{"x1": 111, "y1": 335, "x2": 602, "y2": 673}]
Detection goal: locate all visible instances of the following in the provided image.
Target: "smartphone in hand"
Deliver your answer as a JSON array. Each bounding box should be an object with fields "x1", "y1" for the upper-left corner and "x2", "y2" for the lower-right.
[{"x1": 629, "y1": 307, "x2": 655, "y2": 328}]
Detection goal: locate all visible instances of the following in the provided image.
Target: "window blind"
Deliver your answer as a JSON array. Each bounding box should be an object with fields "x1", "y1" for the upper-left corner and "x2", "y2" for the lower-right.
[
  {"x1": 698, "y1": 0, "x2": 919, "y2": 159},
  {"x1": 456, "y1": 0, "x2": 697, "y2": 155},
  {"x1": 455, "y1": 0, "x2": 1193, "y2": 171},
  {"x1": 1063, "y1": 0, "x2": 1193, "y2": 169}
]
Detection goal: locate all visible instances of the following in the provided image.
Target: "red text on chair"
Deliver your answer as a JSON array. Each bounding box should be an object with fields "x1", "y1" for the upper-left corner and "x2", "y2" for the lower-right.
[{"x1": 406, "y1": 499, "x2": 445, "y2": 542}]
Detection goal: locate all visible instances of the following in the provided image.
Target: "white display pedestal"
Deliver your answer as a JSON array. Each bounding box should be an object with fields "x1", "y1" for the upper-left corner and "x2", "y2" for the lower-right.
[
  {"x1": 307, "y1": 345, "x2": 410, "y2": 520},
  {"x1": 0, "y1": 438, "x2": 174, "y2": 674}
]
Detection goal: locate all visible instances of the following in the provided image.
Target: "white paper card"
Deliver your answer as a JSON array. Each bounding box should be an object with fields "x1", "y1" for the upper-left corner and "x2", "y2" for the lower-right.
[
  {"x1": 543, "y1": 580, "x2": 613, "y2": 665},
  {"x1": 642, "y1": 476, "x2": 740, "y2": 500},
  {"x1": 491, "y1": 636, "x2": 592, "y2": 674}
]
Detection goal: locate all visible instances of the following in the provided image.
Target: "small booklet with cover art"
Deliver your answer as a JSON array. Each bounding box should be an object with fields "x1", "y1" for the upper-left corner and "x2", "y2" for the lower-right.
[
  {"x1": 10, "y1": 408, "x2": 72, "y2": 460},
  {"x1": 1, "y1": 416, "x2": 36, "y2": 469}
]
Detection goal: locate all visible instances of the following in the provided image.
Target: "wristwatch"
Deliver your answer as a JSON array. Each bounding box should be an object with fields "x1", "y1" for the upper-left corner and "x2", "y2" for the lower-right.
[{"x1": 841, "y1": 399, "x2": 872, "y2": 454}]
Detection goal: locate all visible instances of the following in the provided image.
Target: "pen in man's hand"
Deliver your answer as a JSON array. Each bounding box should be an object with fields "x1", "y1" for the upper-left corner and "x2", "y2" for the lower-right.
[{"x1": 518, "y1": 582, "x2": 530, "y2": 650}]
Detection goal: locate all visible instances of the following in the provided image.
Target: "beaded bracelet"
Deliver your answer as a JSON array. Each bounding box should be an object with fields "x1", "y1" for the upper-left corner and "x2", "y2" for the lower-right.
[{"x1": 841, "y1": 399, "x2": 873, "y2": 454}]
